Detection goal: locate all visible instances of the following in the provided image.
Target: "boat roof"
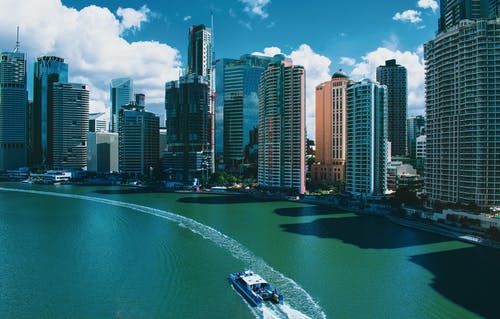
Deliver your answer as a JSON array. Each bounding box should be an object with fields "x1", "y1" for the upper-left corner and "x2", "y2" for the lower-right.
[{"x1": 241, "y1": 271, "x2": 268, "y2": 286}]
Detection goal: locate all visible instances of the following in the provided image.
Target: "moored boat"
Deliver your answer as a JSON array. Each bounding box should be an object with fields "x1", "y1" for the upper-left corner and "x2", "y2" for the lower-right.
[{"x1": 229, "y1": 270, "x2": 283, "y2": 306}]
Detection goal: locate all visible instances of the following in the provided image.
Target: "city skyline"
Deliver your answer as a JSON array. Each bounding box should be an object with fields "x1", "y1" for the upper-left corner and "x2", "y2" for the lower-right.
[{"x1": 0, "y1": 0, "x2": 438, "y2": 139}]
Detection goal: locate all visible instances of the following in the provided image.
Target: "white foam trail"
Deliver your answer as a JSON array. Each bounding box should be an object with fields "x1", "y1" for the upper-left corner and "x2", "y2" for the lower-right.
[{"x1": 0, "y1": 187, "x2": 326, "y2": 319}]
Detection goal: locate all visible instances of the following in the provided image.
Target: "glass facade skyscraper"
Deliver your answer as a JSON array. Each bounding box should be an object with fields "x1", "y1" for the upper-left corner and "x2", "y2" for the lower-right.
[
  {"x1": 0, "y1": 51, "x2": 27, "y2": 170},
  {"x1": 222, "y1": 54, "x2": 272, "y2": 170},
  {"x1": 258, "y1": 55, "x2": 306, "y2": 194},
  {"x1": 376, "y1": 59, "x2": 408, "y2": 157},
  {"x1": 345, "y1": 79, "x2": 388, "y2": 196},
  {"x1": 110, "y1": 77, "x2": 134, "y2": 133},
  {"x1": 425, "y1": 0, "x2": 500, "y2": 209},
  {"x1": 33, "y1": 56, "x2": 68, "y2": 166}
]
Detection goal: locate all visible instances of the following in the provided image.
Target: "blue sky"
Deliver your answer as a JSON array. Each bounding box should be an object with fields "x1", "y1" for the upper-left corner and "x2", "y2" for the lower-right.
[{"x1": 0, "y1": 0, "x2": 439, "y2": 138}]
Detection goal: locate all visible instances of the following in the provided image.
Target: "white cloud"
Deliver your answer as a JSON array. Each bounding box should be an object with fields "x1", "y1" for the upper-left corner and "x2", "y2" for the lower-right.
[
  {"x1": 116, "y1": 5, "x2": 151, "y2": 33},
  {"x1": 418, "y1": 0, "x2": 438, "y2": 13},
  {"x1": 340, "y1": 57, "x2": 356, "y2": 66},
  {"x1": 183, "y1": 15, "x2": 192, "y2": 22},
  {"x1": 253, "y1": 44, "x2": 331, "y2": 140},
  {"x1": 393, "y1": 10, "x2": 422, "y2": 24},
  {"x1": 0, "y1": 0, "x2": 182, "y2": 122},
  {"x1": 239, "y1": 0, "x2": 271, "y2": 18},
  {"x1": 350, "y1": 47, "x2": 425, "y2": 115}
]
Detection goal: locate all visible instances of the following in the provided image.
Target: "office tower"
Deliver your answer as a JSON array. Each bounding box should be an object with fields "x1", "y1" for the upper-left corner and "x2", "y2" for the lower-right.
[
  {"x1": 33, "y1": 56, "x2": 68, "y2": 166},
  {"x1": 425, "y1": 1, "x2": 500, "y2": 210},
  {"x1": 88, "y1": 112, "x2": 107, "y2": 132},
  {"x1": 258, "y1": 54, "x2": 305, "y2": 194},
  {"x1": 187, "y1": 25, "x2": 212, "y2": 78},
  {"x1": 110, "y1": 77, "x2": 133, "y2": 132},
  {"x1": 312, "y1": 70, "x2": 352, "y2": 188},
  {"x1": 135, "y1": 93, "x2": 145, "y2": 107},
  {"x1": 0, "y1": 49, "x2": 27, "y2": 170},
  {"x1": 118, "y1": 103, "x2": 159, "y2": 175},
  {"x1": 215, "y1": 58, "x2": 236, "y2": 160},
  {"x1": 376, "y1": 59, "x2": 407, "y2": 157},
  {"x1": 86, "y1": 131, "x2": 118, "y2": 173},
  {"x1": 438, "y1": 0, "x2": 496, "y2": 33},
  {"x1": 407, "y1": 115, "x2": 426, "y2": 159},
  {"x1": 345, "y1": 79, "x2": 388, "y2": 196},
  {"x1": 164, "y1": 74, "x2": 212, "y2": 183},
  {"x1": 51, "y1": 83, "x2": 89, "y2": 170},
  {"x1": 223, "y1": 54, "x2": 272, "y2": 170}
]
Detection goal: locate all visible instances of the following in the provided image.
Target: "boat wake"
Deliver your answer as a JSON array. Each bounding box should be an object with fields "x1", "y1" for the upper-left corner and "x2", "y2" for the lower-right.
[{"x1": 0, "y1": 187, "x2": 326, "y2": 319}]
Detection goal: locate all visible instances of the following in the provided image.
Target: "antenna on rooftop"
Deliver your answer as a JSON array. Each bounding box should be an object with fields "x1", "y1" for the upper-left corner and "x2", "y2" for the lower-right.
[{"x1": 14, "y1": 26, "x2": 20, "y2": 53}]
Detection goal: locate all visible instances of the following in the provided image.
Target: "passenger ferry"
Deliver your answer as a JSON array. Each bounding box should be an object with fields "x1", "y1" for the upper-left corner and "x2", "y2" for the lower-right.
[{"x1": 229, "y1": 270, "x2": 284, "y2": 306}]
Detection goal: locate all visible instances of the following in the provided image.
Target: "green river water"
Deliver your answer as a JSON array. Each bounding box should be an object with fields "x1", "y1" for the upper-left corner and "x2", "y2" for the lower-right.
[{"x1": 0, "y1": 183, "x2": 499, "y2": 318}]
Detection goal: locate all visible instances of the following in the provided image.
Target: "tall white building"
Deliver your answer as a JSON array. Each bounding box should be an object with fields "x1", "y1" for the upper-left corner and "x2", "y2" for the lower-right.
[
  {"x1": 0, "y1": 50, "x2": 27, "y2": 170},
  {"x1": 258, "y1": 54, "x2": 305, "y2": 194},
  {"x1": 345, "y1": 79, "x2": 388, "y2": 196},
  {"x1": 425, "y1": 6, "x2": 500, "y2": 209}
]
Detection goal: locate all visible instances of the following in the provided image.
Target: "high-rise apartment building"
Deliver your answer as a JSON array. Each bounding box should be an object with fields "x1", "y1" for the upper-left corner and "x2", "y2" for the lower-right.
[
  {"x1": 376, "y1": 59, "x2": 407, "y2": 157},
  {"x1": 33, "y1": 56, "x2": 68, "y2": 166},
  {"x1": 164, "y1": 74, "x2": 211, "y2": 183},
  {"x1": 118, "y1": 103, "x2": 159, "y2": 175},
  {"x1": 345, "y1": 79, "x2": 388, "y2": 196},
  {"x1": 222, "y1": 54, "x2": 272, "y2": 169},
  {"x1": 312, "y1": 70, "x2": 352, "y2": 188},
  {"x1": 425, "y1": 0, "x2": 500, "y2": 210},
  {"x1": 258, "y1": 54, "x2": 305, "y2": 194},
  {"x1": 0, "y1": 50, "x2": 27, "y2": 170},
  {"x1": 110, "y1": 77, "x2": 133, "y2": 132},
  {"x1": 51, "y1": 83, "x2": 89, "y2": 170}
]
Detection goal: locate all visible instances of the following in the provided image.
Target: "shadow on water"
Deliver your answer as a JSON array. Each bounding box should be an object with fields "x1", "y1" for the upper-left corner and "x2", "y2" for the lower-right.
[
  {"x1": 92, "y1": 187, "x2": 163, "y2": 195},
  {"x1": 176, "y1": 194, "x2": 277, "y2": 205},
  {"x1": 274, "y1": 205, "x2": 351, "y2": 217},
  {"x1": 410, "y1": 246, "x2": 500, "y2": 319},
  {"x1": 279, "y1": 214, "x2": 448, "y2": 249}
]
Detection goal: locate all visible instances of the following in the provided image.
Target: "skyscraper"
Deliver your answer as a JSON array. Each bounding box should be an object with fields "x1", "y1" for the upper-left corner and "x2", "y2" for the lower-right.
[
  {"x1": 258, "y1": 54, "x2": 305, "y2": 194},
  {"x1": 376, "y1": 59, "x2": 407, "y2": 157},
  {"x1": 214, "y1": 58, "x2": 236, "y2": 159},
  {"x1": 222, "y1": 54, "x2": 272, "y2": 170},
  {"x1": 439, "y1": 0, "x2": 493, "y2": 33},
  {"x1": 0, "y1": 50, "x2": 27, "y2": 170},
  {"x1": 345, "y1": 79, "x2": 388, "y2": 196},
  {"x1": 312, "y1": 70, "x2": 352, "y2": 188},
  {"x1": 187, "y1": 25, "x2": 212, "y2": 78},
  {"x1": 33, "y1": 56, "x2": 68, "y2": 166},
  {"x1": 110, "y1": 77, "x2": 134, "y2": 133},
  {"x1": 51, "y1": 83, "x2": 89, "y2": 170},
  {"x1": 425, "y1": 0, "x2": 500, "y2": 209},
  {"x1": 164, "y1": 74, "x2": 211, "y2": 183},
  {"x1": 88, "y1": 112, "x2": 107, "y2": 132},
  {"x1": 407, "y1": 115, "x2": 426, "y2": 159},
  {"x1": 119, "y1": 103, "x2": 159, "y2": 175}
]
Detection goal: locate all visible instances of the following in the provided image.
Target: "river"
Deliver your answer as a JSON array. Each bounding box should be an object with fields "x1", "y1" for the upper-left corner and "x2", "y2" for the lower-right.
[{"x1": 0, "y1": 183, "x2": 499, "y2": 318}]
